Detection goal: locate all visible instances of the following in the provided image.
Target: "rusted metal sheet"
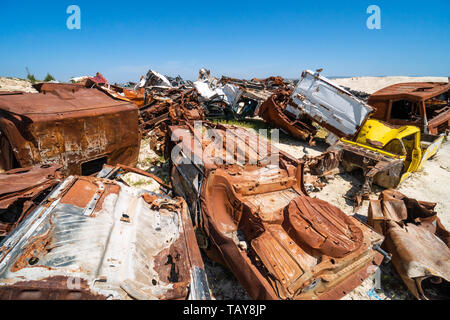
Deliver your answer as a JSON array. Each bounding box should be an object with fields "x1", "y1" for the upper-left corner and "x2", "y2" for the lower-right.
[
  {"x1": 369, "y1": 82, "x2": 450, "y2": 135},
  {"x1": 258, "y1": 89, "x2": 317, "y2": 143},
  {"x1": 0, "y1": 166, "x2": 210, "y2": 300},
  {"x1": 368, "y1": 190, "x2": 450, "y2": 300},
  {"x1": 0, "y1": 85, "x2": 140, "y2": 176},
  {"x1": 167, "y1": 121, "x2": 384, "y2": 300},
  {"x1": 290, "y1": 70, "x2": 374, "y2": 140},
  {"x1": 0, "y1": 165, "x2": 62, "y2": 237}
]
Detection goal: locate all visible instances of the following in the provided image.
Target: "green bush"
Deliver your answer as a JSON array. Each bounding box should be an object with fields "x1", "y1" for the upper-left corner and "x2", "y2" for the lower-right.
[
  {"x1": 44, "y1": 73, "x2": 56, "y2": 82},
  {"x1": 27, "y1": 73, "x2": 37, "y2": 83}
]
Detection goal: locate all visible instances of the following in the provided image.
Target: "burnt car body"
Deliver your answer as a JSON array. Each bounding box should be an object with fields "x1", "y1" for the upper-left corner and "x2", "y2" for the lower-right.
[
  {"x1": 368, "y1": 190, "x2": 450, "y2": 300},
  {"x1": 0, "y1": 165, "x2": 62, "y2": 238},
  {"x1": 0, "y1": 165, "x2": 210, "y2": 300},
  {"x1": 0, "y1": 84, "x2": 140, "y2": 176},
  {"x1": 167, "y1": 121, "x2": 384, "y2": 300},
  {"x1": 369, "y1": 82, "x2": 450, "y2": 135}
]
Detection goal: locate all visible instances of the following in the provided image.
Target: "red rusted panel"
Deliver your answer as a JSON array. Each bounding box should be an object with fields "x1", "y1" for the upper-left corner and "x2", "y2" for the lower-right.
[
  {"x1": 368, "y1": 190, "x2": 450, "y2": 300},
  {"x1": 168, "y1": 122, "x2": 384, "y2": 300},
  {"x1": 0, "y1": 86, "x2": 140, "y2": 176},
  {"x1": 369, "y1": 82, "x2": 450, "y2": 102},
  {"x1": 0, "y1": 165, "x2": 62, "y2": 237}
]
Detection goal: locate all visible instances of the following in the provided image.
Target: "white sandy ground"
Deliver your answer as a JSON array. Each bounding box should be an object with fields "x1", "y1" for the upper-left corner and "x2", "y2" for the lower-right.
[
  {"x1": 0, "y1": 77, "x2": 37, "y2": 93},
  {"x1": 333, "y1": 76, "x2": 448, "y2": 94}
]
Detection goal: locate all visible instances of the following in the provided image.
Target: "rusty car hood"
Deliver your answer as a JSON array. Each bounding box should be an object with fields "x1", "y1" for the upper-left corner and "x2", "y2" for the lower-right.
[
  {"x1": 0, "y1": 87, "x2": 137, "y2": 120},
  {"x1": 0, "y1": 168, "x2": 210, "y2": 300}
]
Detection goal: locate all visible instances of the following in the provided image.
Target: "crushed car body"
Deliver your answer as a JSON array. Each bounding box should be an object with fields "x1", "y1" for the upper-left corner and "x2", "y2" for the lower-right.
[
  {"x1": 167, "y1": 121, "x2": 384, "y2": 300},
  {"x1": 0, "y1": 165, "x2": 210, "y2": 300},
  {"x1": 195, "y1": 70, "x2": 289, "y2": 119},
  {"x1": 0, "y1": 165, "x2": 62, "y2": 238},
  {"x1": 0, "y1": 84, "x2": 141, "y2": 176},
  {"x1": 368, "y1": 190, "x2": 450, "y2": 300},
  {"x1": 308, "y1": 119, "x2": 444, "y2": 208},
  {"x1": 369, "y1": 82, "x2": 450, "y2": 135}
]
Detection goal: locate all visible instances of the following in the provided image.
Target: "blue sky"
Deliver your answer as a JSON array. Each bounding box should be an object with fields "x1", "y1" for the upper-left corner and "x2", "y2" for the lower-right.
[{"x1": 0, "y1": 0, "x2": 448, "y2": 82}]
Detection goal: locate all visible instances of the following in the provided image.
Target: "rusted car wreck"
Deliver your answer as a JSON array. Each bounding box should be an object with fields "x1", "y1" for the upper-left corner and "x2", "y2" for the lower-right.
[
  {"x1": 0, "y1": 84, "x2": 140, "y2": 176},
  {"x1": 139, "y1": 87, "x2": 205, "y2": 155},
  {"x1": 285, "y1": 72, "x2": 445, "y2": 207},
  {"x1": 167, "y1": 121, "x2": 385, "y2": 300},
  {"x1": 0, "y1": 165, "x2": 210, "y2": 300},
  {"x1": 368, "y1": 190, "x2": 449, "y2": 300},
  {"x1": 369, "y1": 82, "x2": 450, "y2": 135}
]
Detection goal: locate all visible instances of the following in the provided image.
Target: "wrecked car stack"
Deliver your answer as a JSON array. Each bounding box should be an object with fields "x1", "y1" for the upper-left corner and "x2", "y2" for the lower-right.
[{"x1": 195, "y1": 70, "x2": 292, "y2": 119}]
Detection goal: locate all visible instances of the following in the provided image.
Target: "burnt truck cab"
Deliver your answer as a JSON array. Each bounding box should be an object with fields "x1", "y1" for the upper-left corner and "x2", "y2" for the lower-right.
[
  {"x1": 0, "y1": 84, "x2": 140, "y2": 176},
  {"x1": 369, "y1": 82, "x2": 450, "y2": 135}
]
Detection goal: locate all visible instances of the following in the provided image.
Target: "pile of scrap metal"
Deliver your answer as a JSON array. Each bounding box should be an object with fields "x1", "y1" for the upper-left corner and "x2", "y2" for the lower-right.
[
  {"x1": 277, "y1": 70, "x2": 445, "y2": 208},
  {"x1": 194, "y1": 69, "x2": 292, "y2": 119},
  {"x1": 139, "y1": 90, "x2": 205, "y2": 155},
  {"x1": 0, "y1": 83, "x2": 140, "y2": 176},
  {"x1": 166, "y1": 121, "x2": 386, "y2": 300},
  {"x1": 0, "y1": 165, "x2": 210, "y2": 300},
  {"x1": 0, "y1": 165, "x2": 62, "y2": 238},
  {"x1": 341, "y1": 86, "x2": 370, "y2": 102},
  {"x1": 368, "y1": 190, "x2": 449, "y2": 300}
]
